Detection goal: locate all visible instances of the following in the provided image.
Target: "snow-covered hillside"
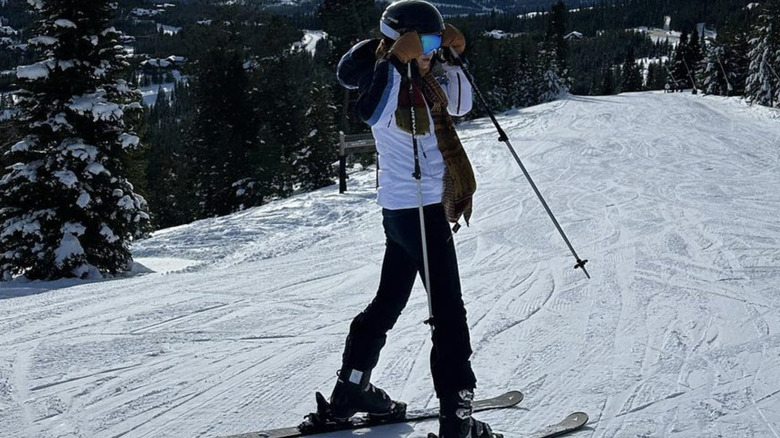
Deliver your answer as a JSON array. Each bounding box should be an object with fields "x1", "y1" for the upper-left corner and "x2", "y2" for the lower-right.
[{"x1": 1, "y1": 92, "x2": 780, "y2": 438}]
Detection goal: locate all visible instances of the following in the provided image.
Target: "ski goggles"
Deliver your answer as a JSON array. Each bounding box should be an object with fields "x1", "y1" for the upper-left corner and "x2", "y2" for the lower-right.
[{"x1": 420, "y1": 33, "x2": 442, "y2": 55}]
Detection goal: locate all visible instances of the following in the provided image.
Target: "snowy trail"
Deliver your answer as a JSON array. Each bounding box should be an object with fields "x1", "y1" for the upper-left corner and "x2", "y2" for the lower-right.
[{"x1": 1, "y1": 92, "x2": 780, "y2": 438}]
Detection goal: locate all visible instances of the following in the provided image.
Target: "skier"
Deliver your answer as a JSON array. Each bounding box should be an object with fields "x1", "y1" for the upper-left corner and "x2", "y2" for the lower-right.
[{"x1": 332, "y1": 1, "x2": 499, "y2": 437}]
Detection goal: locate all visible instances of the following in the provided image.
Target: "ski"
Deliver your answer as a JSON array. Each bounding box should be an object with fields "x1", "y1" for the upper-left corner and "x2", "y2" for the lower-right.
[
  {"x1": 426, "y1": 411, "x2": 588, "y2": 438},
  {"x1": 525, "y1": 412, "x2": 588, "y2": 438},
  {"x1": 219, "y1": 390, "x2": 523, "y2": 438}
]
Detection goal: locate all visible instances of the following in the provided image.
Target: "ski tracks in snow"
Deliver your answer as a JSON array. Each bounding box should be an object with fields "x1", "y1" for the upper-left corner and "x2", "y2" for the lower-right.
[{"x1": 2, "y1": 93, "x2": 780, "y2": 438}]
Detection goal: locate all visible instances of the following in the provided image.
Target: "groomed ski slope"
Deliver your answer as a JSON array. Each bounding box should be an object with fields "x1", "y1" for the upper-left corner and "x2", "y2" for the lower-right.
[{"x1": 1, "y1": 92, "x2": 780, "y2": 438}]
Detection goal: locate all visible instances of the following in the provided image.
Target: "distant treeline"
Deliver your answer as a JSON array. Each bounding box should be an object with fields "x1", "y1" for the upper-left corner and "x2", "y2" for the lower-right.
[{"x1": 1, "y1": 0, "x2": 776, "y2": 235}]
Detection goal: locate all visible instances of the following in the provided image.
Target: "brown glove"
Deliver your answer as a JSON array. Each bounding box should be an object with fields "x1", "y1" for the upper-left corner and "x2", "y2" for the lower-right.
[
  {"x1": 441, "y1": 23, "x2": 466, "y2": 55},
  {"x1": 389, "y1": 31, "x2": 423, "y2": 64}
]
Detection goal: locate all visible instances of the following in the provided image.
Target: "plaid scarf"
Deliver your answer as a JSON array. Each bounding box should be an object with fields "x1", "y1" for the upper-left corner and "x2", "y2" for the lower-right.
[{"x1": 395, "y1": 69, "x2": 477, "y2": 229}]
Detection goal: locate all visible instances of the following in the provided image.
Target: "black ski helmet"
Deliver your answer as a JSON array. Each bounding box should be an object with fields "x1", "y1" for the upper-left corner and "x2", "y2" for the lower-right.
[{"x1": 380, "y1": 0, "x2": 445, "y2": 40}]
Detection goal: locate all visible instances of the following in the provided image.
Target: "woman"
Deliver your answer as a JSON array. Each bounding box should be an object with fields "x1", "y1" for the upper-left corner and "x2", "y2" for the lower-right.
[{"x1": 332, "y1": 1, "x2": 497, "y2": 437}]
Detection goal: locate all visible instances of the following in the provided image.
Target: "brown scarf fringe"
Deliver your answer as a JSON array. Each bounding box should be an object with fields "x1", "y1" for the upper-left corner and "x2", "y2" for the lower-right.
[{"x1": 396, "y1": 70, "x2": 477, "y2": 227}]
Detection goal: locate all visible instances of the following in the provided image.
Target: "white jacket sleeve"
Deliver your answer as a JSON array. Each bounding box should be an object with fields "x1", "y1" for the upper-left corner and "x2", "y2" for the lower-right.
[
  {"x1": 439, "y1": 63, "x2": 473, "y2": 117},
  {"x1": 357, "y1": 59, "x2": 402, "y2": 127}
]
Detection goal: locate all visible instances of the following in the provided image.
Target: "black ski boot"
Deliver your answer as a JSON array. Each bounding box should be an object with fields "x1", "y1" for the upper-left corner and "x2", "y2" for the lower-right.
[
  {"x1": 437, "y1": 389, "x2": 502, "y2": 438},
  {"x1": 329, "y1": 368, "x2": 406, "y2": 421}
]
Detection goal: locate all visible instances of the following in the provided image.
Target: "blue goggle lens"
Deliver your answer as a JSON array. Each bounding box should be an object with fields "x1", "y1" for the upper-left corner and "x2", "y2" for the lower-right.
[{"x1": 420, "y1": 34, "x2": 442, "y2": 55}]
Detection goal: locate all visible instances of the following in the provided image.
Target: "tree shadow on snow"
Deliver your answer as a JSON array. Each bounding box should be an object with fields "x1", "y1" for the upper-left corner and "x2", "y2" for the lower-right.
[{"x1": 0, "y1": 261, "x2": 154, "y2": 300}]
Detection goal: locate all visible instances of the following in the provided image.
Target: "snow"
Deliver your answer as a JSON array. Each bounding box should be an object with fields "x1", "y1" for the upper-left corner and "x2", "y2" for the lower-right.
[
  {"x1": 86, "y1": 162, "x2": 108, "y2": 176},
  {"x1": 11, "y1": 139, "x2": 31, "y2": 152},
  {"x1": 156, "y1": 24, "x2": 181, "y2": 36},
  {"x1": 68, "y1": 93, "x2": 123, "y2": 122},
  {"x1": 17, "y1": 59, "x2": 77, "y2": 80},
  {"x1": 6, "y1": 161, "x2": 40, "y2": 183},
  {"x1": 143, "y1": 58, "x2": 171, "y2": 68},
  {"x1": 53, "y1": 170, "x2": 78, "y2": 188},
  {"x1": 28, "y1": 35, "x2": 57, "y2": 46},
  {"x1": 131, "y1": 8, "x2": 163, "y2": 18},
  {"x1": 140, "y1": 81, "x2": 176, "y2": 106},
  {"x1": 76, "y1": 192, "x2": 91, "y2": 208},
  {"x1": 62, "y1": 222, "x2": 86, "y2": 236},
  {"x1": 1, "y1": 92, "x2": 780, "y2": 437},
  {"x1": 117, "y1": 195, "x2": 136, "y2": 210},
  {"x1": 54, "y1": 232, "x2": 83, "y2": 265},
  {"x1": 65, "y1": 141, "x2": 98, "y2": 162},
  {"x1": 26, "y1": 0, "x2": 43, "y2": 10},
  {"x1": 0, "y1": 216, "x2": 40, "y2": 239},
  {"x1": 119, "y1": 133, "x2": 140, "y2": 149},
  {"x1": 519, "y1": 11, "x2": 542, "y2": 18},
  {"x1": 53, "y1": 19, "x2": 77, "y2": 29},
  {"x1": 0, "y1": 108, "x2": 15, "y2": 121},
  {"x1": 631, "y1": 27, "x2": 682, "y2": 45},
  {"x1": 484, "y1": 30, "x2": 522, "y2": 40},
  {"x1": 100, "y1": 224, "x2": 118, "y2": 243},
  {"x1": 16, "y1": 63, "x2": 49, "y2": 80},
  {"x1": 296, "y1": 30, "x2": 326, "y2": 55}
]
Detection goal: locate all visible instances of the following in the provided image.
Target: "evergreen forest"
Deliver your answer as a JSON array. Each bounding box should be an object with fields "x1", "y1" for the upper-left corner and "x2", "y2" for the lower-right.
[{"x1": 0, "y1": 0, "x2": 778, "y2": 280}]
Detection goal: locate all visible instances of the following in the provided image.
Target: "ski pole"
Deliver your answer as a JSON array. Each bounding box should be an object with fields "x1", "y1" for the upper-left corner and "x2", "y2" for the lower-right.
[
  {"x1": 407, "y1": 62, "x2": 436, "y2": 330},
  {"x1": 447, "y1": 48, "x2": 590, "y2": 280}
]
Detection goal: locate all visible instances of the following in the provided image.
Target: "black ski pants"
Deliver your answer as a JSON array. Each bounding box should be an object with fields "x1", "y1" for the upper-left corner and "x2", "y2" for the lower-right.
[{"x1": 341, "y1": 203, "x2": 477, "y2": 397}]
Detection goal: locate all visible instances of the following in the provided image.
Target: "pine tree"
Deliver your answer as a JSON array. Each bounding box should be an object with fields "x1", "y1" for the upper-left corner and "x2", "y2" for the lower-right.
[
  {"x1": 646, "y1": 61, "x2": 667, "y2": 91},
  {"x1": 144, "y1": 84, "x2": 197, "y2": 228},
  {"x1": 0, "y1": 0, "x2": 150, "y2": 281},
  {"x1": 295, "y1": 79, "x2": 338, "y2": 191},
  {"x1": 188, "y1": 48, "x2": 255, "y2": 217},
  {"x1": 671, "y1": 31, "x2": 691, "y2": 89},
  {"x1": 317, "y1": 0, "x2": 380, "y2": 133},
  {"x1": 746, "y1": 0, "x2": 780, "y2": 107},
  {"x1": 513, "y1": 51, "x2": 537, "y2": 108},
  {"x1": 600, "y1": 65, "x2": 617, "y2": 95},
  {"x1": 620, "y1": 47, "x2": 644, "y2": 92},
  {"x1": 542, "y1": 1, "x2": 571, "y2": 93},
  {"x1": 701, "y1": 42, "x2": 733, "y2": 96},
  {"x1": 536, "y1": 41, "x2": 569, "y2": 103},
  {"x1": 546, "y1": 1, "x2": 569, "y2": 73},
  {"x1": 725, "y1": 28, "x2": 752, "y2": 96},
  {"x1": 687, "y1": 26, "x2": 705, "y2": 86},
  {"x1": 317, "y1": 0, "x2": 378, "y2": 65}
]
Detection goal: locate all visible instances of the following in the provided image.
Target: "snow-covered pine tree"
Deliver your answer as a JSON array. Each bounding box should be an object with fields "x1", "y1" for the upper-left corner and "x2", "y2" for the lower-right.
[
  {"x1": 745, "y1": 0, "x2": 780, "y2": 107},
  {"x1": 535, "y1": 0, "x2": 570, "y2": 103},
  {"x1": 0, "y1": 0, "x2": 150, "y2": 281},
  {"x1": 701, "y1": 42, "x2": 733, "y2": 96},
  {"x1": 536, "y1": 41, "x2": 569, "y2": 103},
  {"x1": 687, "y1": 26, "x2": 705, "y2": 85}
]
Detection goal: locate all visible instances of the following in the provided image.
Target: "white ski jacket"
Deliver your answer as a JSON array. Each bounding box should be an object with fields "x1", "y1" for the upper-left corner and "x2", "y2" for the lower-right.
[{"x1": 338, "y1": 40, "x2": 473, "y2": 210}]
